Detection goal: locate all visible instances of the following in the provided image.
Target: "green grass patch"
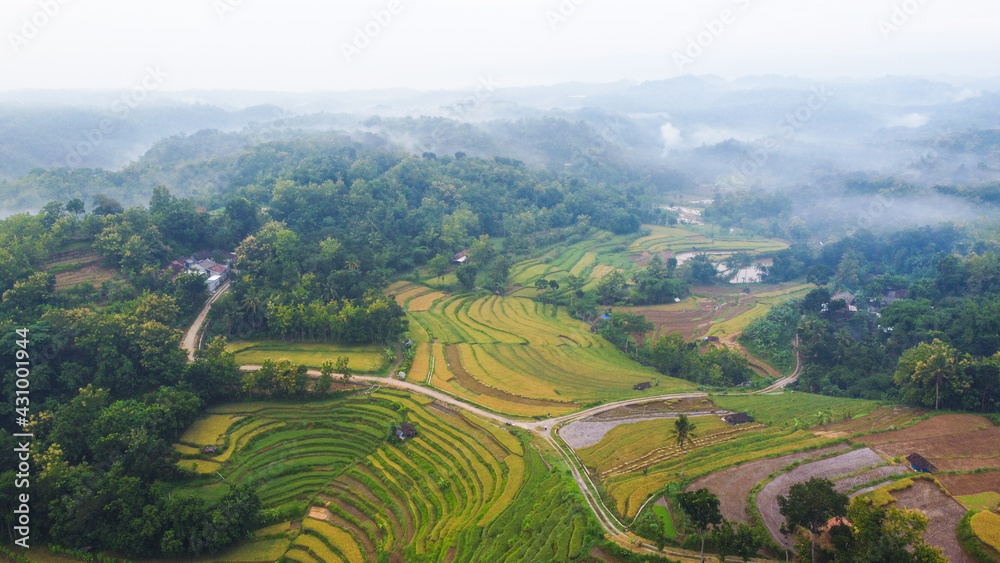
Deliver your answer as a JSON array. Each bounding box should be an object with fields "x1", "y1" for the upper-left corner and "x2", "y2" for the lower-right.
[
  {"x1": 652, "y1": 504, "x2": 678, "y2": 539},
  {"x1": 959, "y1": 492, "x2": 1000, "y2": 512},
  {"x1": 711, "y1": 392, "x2": 880, "y2": 428}
]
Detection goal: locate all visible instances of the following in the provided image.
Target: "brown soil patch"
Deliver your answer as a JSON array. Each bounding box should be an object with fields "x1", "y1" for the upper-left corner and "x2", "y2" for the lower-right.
[
  {"x1": 588, "y1": 396, "x2": 720, "y2": 421},
  {"x1": 833, "y1": 465, "x2": 909, "y2": 493},
  {"x1": 938, "y1": 471, "x2": 1000, "y2": 496},
  {"x1": 55, "y1": 262, "x2": 117, "y2": 290},
  {"x1": 444, "y1": 344, "x2": 577, "y2": 410},
  {"x1": 758, "y1": 448, "x2": 887, "y2": 547},
  {"x1": 307, "y1": 506, "x2": 333, "y2": 521},
  {"x1": 817, "y1": 406, "x2": 927, "y2": 437},
  {"x1": 893, "y1": 479, "x2": 972, "y2": 563},
  {"x1": 688, "y1": 443, "x2": 850, "y2": 523},
  {"x1": 860, "y1": 414, "x2": 1000, "y2": 472}
]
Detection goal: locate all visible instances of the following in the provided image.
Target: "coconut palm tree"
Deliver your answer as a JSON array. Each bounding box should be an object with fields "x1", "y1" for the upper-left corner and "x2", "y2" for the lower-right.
[{"x1": 673, "y1": 414, "x2": 698, "y2": 477}]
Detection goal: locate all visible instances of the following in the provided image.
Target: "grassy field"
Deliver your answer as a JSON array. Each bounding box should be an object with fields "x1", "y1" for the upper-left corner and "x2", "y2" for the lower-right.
[
  {"x1": 169, "y1": 391, "x2": 596, "y2": 562},
  {"x1": 957, "y1": 492, "x2": 1000, "y2": 512},
  {"x1": 711, "y1": 392, "x2": 881, "y2": 428},
  {"x1": 228, "y1": 340, "x2": 387, "y2": 373}
]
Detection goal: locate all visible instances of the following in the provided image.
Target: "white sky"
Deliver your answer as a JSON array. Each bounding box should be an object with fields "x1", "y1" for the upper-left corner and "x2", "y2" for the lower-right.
[{"x1": 1, "y1": 0, "x2": 998, "y2": 91}]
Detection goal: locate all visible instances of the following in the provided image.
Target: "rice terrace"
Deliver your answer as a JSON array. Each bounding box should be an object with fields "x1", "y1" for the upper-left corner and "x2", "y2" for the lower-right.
[
  {"x1": 20, "y1": 216, "x2": 1000, "y2": 563},
  {"x1": 106, "y1": 220, "x2": 996, "y2": 563}
]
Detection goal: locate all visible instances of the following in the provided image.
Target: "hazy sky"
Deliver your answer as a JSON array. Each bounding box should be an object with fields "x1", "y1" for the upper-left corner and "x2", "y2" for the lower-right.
[{"x1": 1, "y1": 0, "x2": 998, "y2": 92}]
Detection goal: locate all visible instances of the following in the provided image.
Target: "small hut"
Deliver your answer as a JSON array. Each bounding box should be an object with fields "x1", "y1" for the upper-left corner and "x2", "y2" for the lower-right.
[
  {"x1": 201, "y1": 445, "x2": 218, "y2": 455},
  {"x1": 723, "y1": 413, "x2": 754, "y2": 426},
  {"x1": 906, "y1": 453, "x2": 936, "y2": 473},
  {"x1": 633, "y1": 382, "x2": 652, "y2": 391},
  {"x1": 396, "y1": 422, "x2": 418, "y2": 441}
]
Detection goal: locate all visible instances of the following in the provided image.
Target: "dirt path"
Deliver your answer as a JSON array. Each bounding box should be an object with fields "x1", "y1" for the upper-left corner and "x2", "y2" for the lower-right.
[{"x1": 181, "y1": 282, "x2": 230, "y2": 362}]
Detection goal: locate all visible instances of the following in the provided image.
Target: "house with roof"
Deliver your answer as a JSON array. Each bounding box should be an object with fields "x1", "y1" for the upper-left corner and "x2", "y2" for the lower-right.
[
  {"x1": 883, "y1": 289, "x2": 909, "y2": 305},
  {"x1": 452, "y1": 250, "x2": 469, "y2": 264},
  {"x1": 633, "y1": 382, "x2": 652, "y2": 391},
  {"x1": 396, "y1": 422, "x2": 418, "y2": 441}
]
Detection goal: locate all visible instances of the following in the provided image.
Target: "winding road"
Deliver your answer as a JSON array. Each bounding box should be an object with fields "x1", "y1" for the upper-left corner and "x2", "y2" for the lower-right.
[{"x1": 183, "y1": 290, "x2": 780, "y2": 561}]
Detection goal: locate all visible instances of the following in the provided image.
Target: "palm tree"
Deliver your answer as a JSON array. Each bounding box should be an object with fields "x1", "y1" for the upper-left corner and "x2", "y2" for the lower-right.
[{"x1": 673, "y1": 414, "x2": 697, "y2": 477}]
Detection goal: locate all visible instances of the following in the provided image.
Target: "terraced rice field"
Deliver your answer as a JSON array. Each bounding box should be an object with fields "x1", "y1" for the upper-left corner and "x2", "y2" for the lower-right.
[
  {"x1": 688, "y1": 443, "x2": 852, "y2": 522},
  {"x1": 757, "y1": 448, "x2": 895, "y2": 549},
  {"x1": 173, "y1": 391, "x2": 596, "y2": 562},
  {"x1": 405, "y1": 291, "x2": 693, "y2": 416},
  {"x1": 579, "y1": 416, "x2": 835, "y2": 519},
  {"x1": 859, "y1": 414, "x2": 1000, "y2": 472},
  {"x1": 618, "y1": 283, "x2": 812, "y2": 342},
  {"x1": 629, "y1": 226, "x2": 788, "y2": 257}
]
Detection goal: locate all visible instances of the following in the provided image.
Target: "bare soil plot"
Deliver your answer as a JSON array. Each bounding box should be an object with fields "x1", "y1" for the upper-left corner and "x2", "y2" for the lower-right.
[
  {"x1": 587, "y1": 396, "x2": 720, "y2": 421},
  {"x1": 860, "y1": 414, "x2": 1000, "y2": 472},
  {"x1": 812, "y1": 406, "x2": 927, "y2": 438},
  {"x1": 757, "y1": 448, "x2": 887, "y2": 547},
  {"x1": 833, "y1": 465, "x2": 909, "y2": 493},
  {"x1": 54, "y1": 262, "x2": 117, "y2": 290},
  {"x1": 893, "y1": 479, "x2": 972, "y2": 563},
  {"x1": 686, "y1": 443, "x2": 850, "y2": 523},
  {"x1": 938, "y1": 471, "x2": 1000, "y2": 496}
]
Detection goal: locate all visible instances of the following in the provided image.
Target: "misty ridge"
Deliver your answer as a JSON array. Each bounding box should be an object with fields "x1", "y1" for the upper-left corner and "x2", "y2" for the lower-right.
[{"x1": 2, "y1": 74, "x2": 999, "y2": 235}]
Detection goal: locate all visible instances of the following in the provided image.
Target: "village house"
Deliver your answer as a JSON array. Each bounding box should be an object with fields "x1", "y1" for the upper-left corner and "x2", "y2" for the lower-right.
[
  {"x1": 633, "y1": 382, "x2": 652, "y2": 391},
  {"x1": 452, "y1": 250, "x2": 469, "y2": 264}
]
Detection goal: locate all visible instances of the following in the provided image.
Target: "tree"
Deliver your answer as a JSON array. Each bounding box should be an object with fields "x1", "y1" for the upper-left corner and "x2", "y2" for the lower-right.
[
  {"x1": 548, "y1": 279, "x2": 560, "y2": 291},
  {"x1": 894, "y1": 339, "x2": 966, "y2": 410},
  {"x1": 535, "y1": 278, "x2": 550, "y2": 291},
  {"x1": 455, "y1": 264, "x2": 478, "y2": 291},
  {"x1": 335, "y1": 355, "x2": 351, "y2": 381},
  {"x1": 428, "y1": 254, "x2": 451, "y2": 280},
  {"x1": 92, "y1": 194, "x2": 124, "y2": 216},
  {"x1": 777, "y1": 477, "x2": 848, "y2": 563},
  {"x1": 676, "y1": 489, "x2": 722, "y2": 562},
  {"x1": 317, "y1": 360, "x2": 335, "y2": 395},
  {"x1": 837, "y1": 498, "x2": 946, "y2": 562},
  {"x1": 673, "y1": 414, "x2": 697, "y2": 477},
  {"x1": 66, "y1": 198, "x2": 86, "y2": 216}
]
